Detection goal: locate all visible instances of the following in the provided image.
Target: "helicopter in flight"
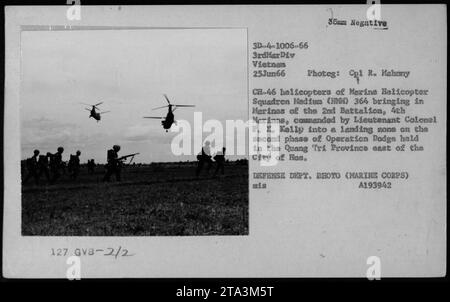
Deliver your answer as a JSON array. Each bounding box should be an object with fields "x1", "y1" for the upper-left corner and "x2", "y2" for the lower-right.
[
  {"x1": 143, "y1": 95, "x2": 195, "y2": 132},
  {"x1": 81, "y1": 101, "x2": 110, "y2": 122}
]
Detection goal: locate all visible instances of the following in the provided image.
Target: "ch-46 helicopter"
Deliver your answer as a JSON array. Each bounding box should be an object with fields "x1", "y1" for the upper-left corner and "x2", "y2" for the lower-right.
[
  {"x1": 81, "y1": 101, "x2": 110, "y2": 122},
  {"x1": 143, "y1": 95, "x2": 195, "y2": 132}
]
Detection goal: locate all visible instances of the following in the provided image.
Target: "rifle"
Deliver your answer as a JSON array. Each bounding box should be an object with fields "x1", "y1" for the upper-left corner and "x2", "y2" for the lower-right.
[{"x1": 117, "y1": 153, "x2": 140, "y2": 164}]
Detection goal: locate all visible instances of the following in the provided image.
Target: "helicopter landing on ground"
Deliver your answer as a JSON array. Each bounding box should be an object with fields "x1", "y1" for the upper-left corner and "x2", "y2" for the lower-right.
[
  {"x1": 81, "y1": 101, "x2": 110, "y2": 122},
  {"x1": 143, "y1": 94, "x2": 195, "y2": 132}
]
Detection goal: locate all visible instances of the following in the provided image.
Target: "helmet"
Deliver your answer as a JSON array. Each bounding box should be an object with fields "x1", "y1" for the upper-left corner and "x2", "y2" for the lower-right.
[
  {"x1": 33, "y1": 149, "x2": 40, "y2": 156},
  {"x1": 76, "y1": 150, "x2": 81, "y2": 155},
  {"x1": 57, "y1": 147, "x2": 64, "y2": 153},
  {"x1": 113, "y1": 145, "x2": 121, "y2": 152}
]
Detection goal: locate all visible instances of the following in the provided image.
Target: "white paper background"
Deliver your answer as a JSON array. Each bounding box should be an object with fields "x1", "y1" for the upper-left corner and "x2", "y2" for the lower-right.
[{"x1": 3, "y1": 5, "x2": 446, "y2": 278}]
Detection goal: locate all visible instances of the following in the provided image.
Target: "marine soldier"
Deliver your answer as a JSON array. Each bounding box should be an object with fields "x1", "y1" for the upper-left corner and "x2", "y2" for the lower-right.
[
  {"x1": 68, "y1": 150, "x2": 81, "y2": 180},
  {"x1": 103, "y1": 145, "x2": 121, "y2": 182},
  {"x1": 61, "y1": 161, "x2": 67, "y2": 175},
  {"x1": 50, "y1": 147, "x2": 64, "y2": 184},
  {"x1": 37, "y1": 152, "x2": 51, "y2": 183},
  {"x1": 213, "y1": 147, "x2": 226, "y2": 176},
  {"x1": 195, "y1": 141, "x2": 213, "y2": 177},
  {"x1": 23, "y1": 149, "x2": 40, "y2": 185},
  {"x1": 87, "y1": 159, "x2": 96, "y2": 175}
]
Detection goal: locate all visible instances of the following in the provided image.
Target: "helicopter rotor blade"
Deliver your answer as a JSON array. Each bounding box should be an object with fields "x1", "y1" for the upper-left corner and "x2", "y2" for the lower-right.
[
  {"x1": 152, "y1": 105, "x2": 169, "y2": 110},
  {"x1": 100, "y1": 111, "x2": 111, "y2": 114},
  {"x1": 80, "y1": 102, "x2": 93, "y2": 106},
  {"x1": 143, "y1": 116, "x2": 165, "y2": 119},
  {"x1": 163, "y1": 94, "x2": 171, "y2": 105},
  {"x1": 174, "y1": 104, "x2": 195, "y2": 107},
  {"x1": 85, "y1": 108, "x2": 91, "y2": 111}
]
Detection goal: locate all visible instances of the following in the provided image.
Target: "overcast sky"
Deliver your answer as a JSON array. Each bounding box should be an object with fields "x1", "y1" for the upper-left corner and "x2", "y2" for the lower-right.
[{"x1": 20, "y1": 28, "x2": 247, "y2": 163}]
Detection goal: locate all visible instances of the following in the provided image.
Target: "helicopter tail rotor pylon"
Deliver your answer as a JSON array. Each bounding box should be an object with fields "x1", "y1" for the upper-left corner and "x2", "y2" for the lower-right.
[
  {"x1": 163, "y1": 94, "x2": 171, "y2": 105},
  {"x1": 152, "y1": 95, "x2": 195, "y2": 110}
]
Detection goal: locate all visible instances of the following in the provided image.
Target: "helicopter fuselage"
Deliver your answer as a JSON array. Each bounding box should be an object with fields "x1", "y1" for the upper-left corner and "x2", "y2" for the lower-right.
[
  {"x1": 89, "y1": 108, "x2": 101, "y2": 121},
  {"x1": 144, "y1": 96, "x2": 194, "y2": 132},
  {"x1": 162, "y1": 110, "x2": 174, "y2": 130}
]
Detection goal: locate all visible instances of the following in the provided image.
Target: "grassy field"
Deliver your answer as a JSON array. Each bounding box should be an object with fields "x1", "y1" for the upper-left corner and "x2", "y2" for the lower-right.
[{"x1": 22, "y1": 162, "x2": 248, "y2": 236}]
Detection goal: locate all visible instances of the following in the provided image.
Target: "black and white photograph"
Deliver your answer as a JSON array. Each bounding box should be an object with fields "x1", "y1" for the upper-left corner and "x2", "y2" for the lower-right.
[
  {"x1": 19, "y1": 27, "x2": 249, "y2": 236},
  {"x1": 2, "y1": 4, "x2": 447, "y2": 283}
]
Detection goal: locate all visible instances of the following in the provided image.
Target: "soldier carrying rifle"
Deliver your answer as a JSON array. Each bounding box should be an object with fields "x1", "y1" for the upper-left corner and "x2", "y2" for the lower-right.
[
  {"x1": 50, "y1": 147, "x2": 65, "y2": 184},
  {"x1": 103, "y1": 144, "x2": 139, "y2": 182},
  {"x1": 196, "y1": 141, "x2": 213, "y2": 177}
]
